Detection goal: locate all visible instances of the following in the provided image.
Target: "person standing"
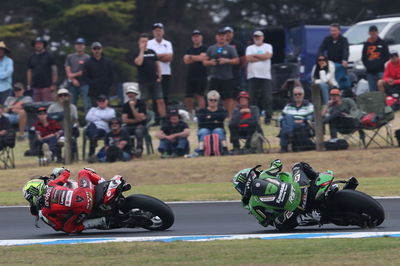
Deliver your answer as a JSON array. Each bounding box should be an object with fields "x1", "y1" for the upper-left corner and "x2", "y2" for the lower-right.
[
  {"x1": 183, "y1": 30, "x2": 207, "y2": 117},
  {"x1": 65, "y1": 38, "x2": 91, "y2": 111},
  {"x1": 147, "y1": 23, "x2": 173, "y2": 105},
  {"x1": 84, "y1": 42, "x2": 113, "y2": 105},
  {"x1": 133, "y1": 34, "x2": 166, "y2": 122},
  {"x1": 203, "y1": 29, "x2": 239, "y2": 117},
  {"x1": 224, "y1": 26, "x2": 246, "y2": 91},
  {"x1": 361, "y1": 25, "x2": 390, "y2": 92},
  {"x1": 0, "y1": 41, "x2": 13, "y2": 105},
  {"x1": 27, "y1": 37, "x2": 58, "y2": 102},
  {"x1": 318, "y1": 24, "x2": 350, "y2": 94},
  {"x1": 245, "y1": 30, "x2": 273, "y2": 124}
]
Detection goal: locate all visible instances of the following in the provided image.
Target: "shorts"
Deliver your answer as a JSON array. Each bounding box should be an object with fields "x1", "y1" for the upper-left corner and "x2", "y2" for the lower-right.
[
  {"x1": 185, "y1": 78, "x2": 207, "y2": 97},
  {"x1": 4, "y1": 113, "x2": 19, "y2": 125},
  {"x1": 209, "y1": 78, "x2": 235, "y2": 100},
  {"x1": 139, "y1": 81, "x2": 163, "y2": 101}
]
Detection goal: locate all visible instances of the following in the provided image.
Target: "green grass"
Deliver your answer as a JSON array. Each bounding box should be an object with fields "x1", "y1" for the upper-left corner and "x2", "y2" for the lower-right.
[
  {"x1": 3, "y1": 177, "x2": 399, "y2": 206},
  {"x1": 1, "y1": 238, "x2": 400, "y2": 265}
]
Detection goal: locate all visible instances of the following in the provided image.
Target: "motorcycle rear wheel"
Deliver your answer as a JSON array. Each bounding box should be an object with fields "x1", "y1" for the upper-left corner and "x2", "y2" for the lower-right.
[
  {"x1": 325, "y1": 190, "x2": 385, "y2": 227},
  {"x1": 122, "y1": 194, "x2": 174, "y2": 231}
]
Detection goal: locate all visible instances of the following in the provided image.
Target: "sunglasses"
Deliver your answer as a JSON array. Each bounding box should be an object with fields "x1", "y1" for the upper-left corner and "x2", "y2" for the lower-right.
[
  {"x1": 111, "y1": 122, "x2": 120, "y2": 125},
  {"x1": 294, "y1": 93, "x2": 303, "y2": 96},
  {"x1": 318, "y1": 58, "x2": 326, "y2": 61},
  {"x1": 58, "y1": 93, "x2": 69, "y2": 97},
  {"x1": 92, "y1": 47, "x2": 102, "y2": 50},
  {"x1": 208, "y1": 99, "x2": 218, "y2": 102},
  {"x1": 97, "y1": 99, "x2": 106, "y2": 102}
]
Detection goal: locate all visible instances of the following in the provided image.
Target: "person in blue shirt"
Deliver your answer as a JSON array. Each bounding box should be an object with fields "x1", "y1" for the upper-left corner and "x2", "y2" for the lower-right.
[{"x1": 0, "y1": 41, "x2": 13, "y2": 105}]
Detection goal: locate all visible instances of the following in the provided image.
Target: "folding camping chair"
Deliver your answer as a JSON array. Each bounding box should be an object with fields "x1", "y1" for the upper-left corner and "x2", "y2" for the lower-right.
[{"x1": 356, "y1": 91, "x2": 395, "y2": 148}]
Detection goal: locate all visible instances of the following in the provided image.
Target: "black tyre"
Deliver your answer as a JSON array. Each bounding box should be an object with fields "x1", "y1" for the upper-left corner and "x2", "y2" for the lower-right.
[
  {"x1": 121, "y1": 194, "x2": 174, "y2": 231},
  {"x1": 325, "y1": 190, "x2": 385, "y2": 228}
]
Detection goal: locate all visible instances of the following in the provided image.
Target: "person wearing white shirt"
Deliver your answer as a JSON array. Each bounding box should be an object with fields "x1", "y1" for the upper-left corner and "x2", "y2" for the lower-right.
[
  {"x1": 147, "y1": 23, "x2": 173, "y2": 105},
  {"x1": 311, "y1": 55, "x2": 339, "y2": 105},
  {"x1": 245, "y1": 30, "x2": 273, "y2": 124}
]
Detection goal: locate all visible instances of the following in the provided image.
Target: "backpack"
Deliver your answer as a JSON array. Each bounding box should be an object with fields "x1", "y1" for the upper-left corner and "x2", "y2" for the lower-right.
[
  {"x1": 291, "y1": 126, "x2": 315, "y2": 152},
  {"x1": 204, "y1": 133, "x2": 221, "y2": 156},
  {"x1": 361, "y1": 112, "x2": 379, "y2": 128},
  {"x1": 324, "y1": 138, "x2": 349, "y2": 151},
  {"x1": 250, "y1": 131, "x2": 268, "y2": 153}
]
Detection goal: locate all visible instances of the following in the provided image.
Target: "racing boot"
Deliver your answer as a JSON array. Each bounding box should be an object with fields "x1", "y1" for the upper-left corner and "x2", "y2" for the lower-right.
[
  {"x1": 293, "y1": 162, "x2": 319, "y2": 181},
  {"x1": 296, "y1": 210, "x2": 321, "y2": 226},
  {"x1": 83, "y1": 217, "x2": 108, "y2": 230}
]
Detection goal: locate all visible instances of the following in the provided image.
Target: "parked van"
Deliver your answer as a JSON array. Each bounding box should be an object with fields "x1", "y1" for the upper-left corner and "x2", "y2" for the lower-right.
[{"x1": 343, "y1": 16, "x2": 400, "y2": 76}]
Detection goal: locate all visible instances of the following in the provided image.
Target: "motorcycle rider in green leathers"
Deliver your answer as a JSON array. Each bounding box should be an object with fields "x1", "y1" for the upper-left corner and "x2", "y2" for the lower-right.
[{"x1": 233, "y1": 159, "x2": 326, "y2": 230}]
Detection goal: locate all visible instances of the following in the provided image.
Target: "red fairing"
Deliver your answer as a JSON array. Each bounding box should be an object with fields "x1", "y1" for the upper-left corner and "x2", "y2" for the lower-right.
[{"x1": 104, "y1": 175, "x2": 123, "y2": 205}]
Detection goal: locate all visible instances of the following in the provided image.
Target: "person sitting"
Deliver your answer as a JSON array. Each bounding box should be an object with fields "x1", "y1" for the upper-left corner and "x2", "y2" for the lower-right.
[
  {"x1": 378, "y1": 51, "x2": 400, "y2": 95},
  {"x1": 279, "y1": 86, "x2": 314, "y2": 153},
  {"x1": 33, "y1": 107, "x2": 63, "y2": 163},
  {"x1": 85, "y1": 95, "x2": 116, "y2": 162},
  {"x1": 156, "y1": 109, "x2": 190, "y2": 158},
  {"x1": 196, "y1": 90, "x2": 228, "y2": 156},
  {"x1": 97, "y1": 118, "x2": 132, "y2": 163},
  {"x1": 322, "y1": 88, "x2": 361, "y2": 139},
  {"x1": 311, "y1": 55, "x2": 339, "y2": 105},
  {"x1": 47, "y1": 88, "x2": 78, "y2": 124},
  {"x1": 121, "y1": 85, "x2": 147, "y2": 157},
  {"x1": 0, "y1": 104, "x2": 13, "y2": 150},
  {"x1": 3, "y1": 83, "x2": 32, "y2": 141},
  {"x1": 229, "y1": 91, "x2": 260, "y2": 154}
]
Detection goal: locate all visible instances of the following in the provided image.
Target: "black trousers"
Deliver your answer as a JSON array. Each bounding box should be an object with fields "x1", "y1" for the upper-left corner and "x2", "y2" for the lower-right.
[{"x1": 229, "y1": 123, "x2": 257, "y2": 149}]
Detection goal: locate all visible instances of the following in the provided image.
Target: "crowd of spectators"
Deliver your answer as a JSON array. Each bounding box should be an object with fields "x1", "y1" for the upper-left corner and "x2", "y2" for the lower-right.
[{"x1": 0, "y1": 21, "x2": 399, "y2": 165}]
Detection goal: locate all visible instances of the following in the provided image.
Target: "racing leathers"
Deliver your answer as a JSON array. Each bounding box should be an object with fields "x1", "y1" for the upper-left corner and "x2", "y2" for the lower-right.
[
  {"x1": 38, "y1": 168, "x2": 104, "y2": 233},
  {"x1": 241, "y1": 162, "x2": 321, "y2": 229}
]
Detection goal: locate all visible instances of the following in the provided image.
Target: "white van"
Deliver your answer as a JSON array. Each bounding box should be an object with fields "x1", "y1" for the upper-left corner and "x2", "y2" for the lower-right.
[{"x1": 343, "y1": 16, "x2": 400, "y2": 75}]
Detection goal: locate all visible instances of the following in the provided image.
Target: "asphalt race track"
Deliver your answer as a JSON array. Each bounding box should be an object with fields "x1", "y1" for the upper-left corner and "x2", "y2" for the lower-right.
[{"x1": 0, "y1": 199, "x2": 399, "y2": 240}]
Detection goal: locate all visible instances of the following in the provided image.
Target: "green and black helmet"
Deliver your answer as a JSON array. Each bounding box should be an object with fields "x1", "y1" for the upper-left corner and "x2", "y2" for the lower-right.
[{"x1": 233, "y1": 168, "x2": 255, "y2": 196}]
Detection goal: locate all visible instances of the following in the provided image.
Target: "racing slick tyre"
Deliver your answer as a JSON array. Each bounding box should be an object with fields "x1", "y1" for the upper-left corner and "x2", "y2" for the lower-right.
[
  {"x1": 122, "y1": 194, "x2": 174, "y2": 231},
  {"x1": 325, "y1": 190, "x2": 385, "y2": 228}
]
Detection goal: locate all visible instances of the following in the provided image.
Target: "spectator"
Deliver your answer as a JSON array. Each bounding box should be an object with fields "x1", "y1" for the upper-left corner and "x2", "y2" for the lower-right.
[
  {"x1": 0, "y1": 104, "x2": 12, "y2": 150},
  {"x1": 204, "y1": 29, "x2": 239, "y2": 117},
  {"x1": 27, "y1": 37, "x2": 57, "y2": 101},
  {"x1": 322, "y1": 88, "x2": 360, "y2": 139},
  {"x1": 156, "y1": 109, "x2": 190, "y2": 158},
  {"x1": 85, "y1": 95, "x2": 116, "y2": 162},
  {"x1": 318, "y1": 24, "x2": 350, "y2": 94},
  {"x1": 147, "y1": 23, "x2": 173, "y2": 105},
  {"x1": 121, "y1": 85, "x2": 147, "y2": 157},
  {"x1": 224, "y1": 26, "x2": 246, "y2": 91},
  {"x1": 311, "y1": 55, "x2": 339, "y2": 105},
  {"x1": 65, "y1": 38, "x2": 91, "y2": 111},
  {"x1": 362, "y1": 25, "x2": 390, "y2": 92},
  {"x1": 98, "y1": 118, "x2": 132, "y2": 162},
  {"x1": 229, "y1": 91, "x2": 260, "y2": 154},
  {"x1": 133, "y1": 34, "x2": 166, "y2": 122},
  {"x1": 279, "y1": 87, "x2": 314, "y2": 153},
  {"x1": 0, "y1": 41, "x2": 13, "y2": 105},
  {"x1": 84, "y1": 42, "x2": 113, "y2": 105},
  {"x1": 245, "y1": 30, "x2": 273, "y2": 124},
  {"x1": 3, "y1": 83, "x2": 32, "y2": 141},
  {"x1": 196, "y1": 90, "x2": 228, "y2": 155},
  {"x1": 33, "y1": 107, "x2": 63, "y2": 163},
  {"x1": 47, "y1": 88, "x2": 78, "y2": 124},
  {"x1": 183, "y1": 30, "x2": 207, "y2": 117},
  {"x1": 378, "y1": 51, "x2": 400, "y2": 94}
]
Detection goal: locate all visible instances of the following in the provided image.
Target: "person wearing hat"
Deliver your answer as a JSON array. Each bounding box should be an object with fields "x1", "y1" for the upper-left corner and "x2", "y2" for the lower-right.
[
  {"x1": 156, "y1": 108, "x2": 190, "y2": 158},
  {"x1": 121, "y1": 85, "x2": 147, "y2": 157},
  {"x1": 0, "y1": 41, "x2": 14, "y2": 105},
  {"x1": 3, "y1": 83, "x2": 33, "y2": 141},
  {"x1": 65, "y1": 37, "x2": 91, "y2": 111},
  {"x1": 183, "y1": 29, "x2": 208, "y2": 117},
  {"x1": 322, "y1": 88, "x2": 360, "y2": 139},
  {"x1": 229, "y1": 91, "x2": 260, "y2": 154},
  {"x1": 246, "y1": 30, "x2": 274, "y2": 124},
  {"x1": 47, "y1": 88, "x2": 78, "y2": 124},
  {"x1": 361, "y1": 25, "x2": 390, "y2": 92},
  {"x1": 83, "y1": 42, "x2": 113, "y2": 105},
  {"x1": 85, "y1": 94, "x2": 116, "y2": 162},
  {"x1": 378, "y1": 51, "x2": 400, "y2": 94},
  {"x1": 33, "y1": 106, "x2": 63, "y2": 163},
  {"x1": 27, "y1": 37, "x2": 57, "y2": 101},
  {"x1": 204, "y1": 28, "x2": 239, "y2": 117},
  {"x1": 224, "y1": 26, "x2": 246, "y2": 94},
  {"x1": 279, "y1": 87, "x2": 314, "y2": 153},
  {"x1": 147, "y1": 23, "x2": 173, "y2": 105}
]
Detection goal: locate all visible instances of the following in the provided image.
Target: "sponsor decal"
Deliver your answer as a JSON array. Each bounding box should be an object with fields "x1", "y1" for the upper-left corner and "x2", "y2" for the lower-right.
[
  {"x1": 266, "y1": 178, "x2": 280, "y2": 186},
  {"x1": 276, "y1": 183, "x2": 287, "y2": 204},
  {"x1": 75, "y1": 195, "x2": 84, "y2": 203},
  {"x1": 60, "y1": 190, "x2": 66, "y2": 205},
  {"x1": 85, "y1": 192, "x2": 93, "y2": 210},
  {"x1": 285, "y1": 211, "x2": 294, "y2": 220},
  {"x1": 65, "y1": 191, "x2": 73, "y2": 207},
  {"x1": 288, "y1": 186, "x2": 296, "y2": 203},
  {"x1": 293, "y1": 168, "x2": 301, "y2": 182},
  {"x1": 107, "y1": 190, "x2": 112, "y2": 197},
  {"x1": 80, "y1": 179, "x2": 88, "y2": 188},
  {"x1": 259, "y1": 196, "x2": 275, "y2": 202},
  {"x1": 44, "y1": 187, "x2": 53, "y2": 207}
]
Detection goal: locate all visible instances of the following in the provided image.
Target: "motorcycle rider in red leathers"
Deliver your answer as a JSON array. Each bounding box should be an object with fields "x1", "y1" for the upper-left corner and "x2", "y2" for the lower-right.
[{"x1": 23, "y1": 167, "x2": 108, "y2": 233}]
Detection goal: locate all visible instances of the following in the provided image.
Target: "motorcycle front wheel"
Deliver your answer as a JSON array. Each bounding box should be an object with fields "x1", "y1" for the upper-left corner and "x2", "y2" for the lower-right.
[
  {"x1": 325, "y1": 190, "x2": 385, "y2": 228},
  {"x1": 121, "y1": 194, "x2": 175, "y2": 231}
]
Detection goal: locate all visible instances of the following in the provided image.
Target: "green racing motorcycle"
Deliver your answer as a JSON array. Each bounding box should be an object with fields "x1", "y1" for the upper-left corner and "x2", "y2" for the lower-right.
[{"x1": 238, "y1": 164, "x2": 385, "y2": 231}]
